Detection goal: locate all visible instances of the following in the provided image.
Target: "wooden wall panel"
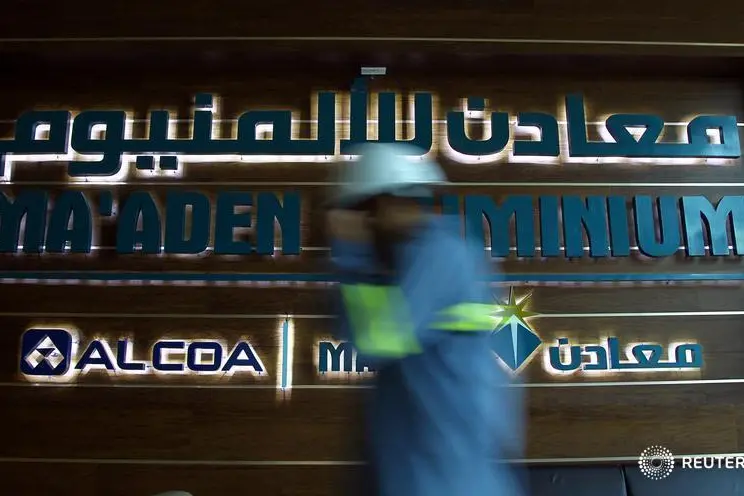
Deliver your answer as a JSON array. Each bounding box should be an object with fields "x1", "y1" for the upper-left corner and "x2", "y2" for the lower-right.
[
  {"x1": 2, "y1": 26, "x2": 744, "y2": 494},
  {"x1": 2, "y1": 0, "x2": 744, "y2": 52},
  {"x1": 1, "y1": 385, "x2": 740, "y2": 461}
]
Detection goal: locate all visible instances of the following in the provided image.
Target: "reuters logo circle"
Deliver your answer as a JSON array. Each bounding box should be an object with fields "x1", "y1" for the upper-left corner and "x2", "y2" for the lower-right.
[{"x1": 638, "y1": 445, "x2": 675, "y2": 480}]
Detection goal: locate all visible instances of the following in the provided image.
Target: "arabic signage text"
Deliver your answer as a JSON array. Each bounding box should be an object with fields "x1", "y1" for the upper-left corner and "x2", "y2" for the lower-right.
[{"x1": 0, "y1": 91, "x2": 740, "y2": 180}]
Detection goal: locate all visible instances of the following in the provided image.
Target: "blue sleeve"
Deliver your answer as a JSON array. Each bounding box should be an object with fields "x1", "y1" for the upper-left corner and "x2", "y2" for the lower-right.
[
  {"x1": 396, "y1": 232, "x2": 468, "y2": 343},
  {"x1": 335, "y1": 222, "x2": 493, "y2": 368}
]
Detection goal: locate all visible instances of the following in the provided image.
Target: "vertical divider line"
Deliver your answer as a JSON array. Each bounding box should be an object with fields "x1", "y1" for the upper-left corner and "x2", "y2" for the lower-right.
[{"x1": 280, "y1": 316, "x2": 293, "y2": 391}]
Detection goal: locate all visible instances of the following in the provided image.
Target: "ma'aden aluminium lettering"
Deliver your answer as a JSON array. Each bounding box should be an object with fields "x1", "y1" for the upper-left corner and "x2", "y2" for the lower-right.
[
  {"x1": 459, "y1": 194, "x2": 744, "y2": 258},
  {"x1": 1, "y1": 190, "x2": 741, "y2": 258}
]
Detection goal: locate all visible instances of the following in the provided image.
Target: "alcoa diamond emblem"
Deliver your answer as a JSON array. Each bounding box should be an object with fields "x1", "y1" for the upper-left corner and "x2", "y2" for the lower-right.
[{"x1": 24, "y1": 335, "x2": 65, "y2": 370}]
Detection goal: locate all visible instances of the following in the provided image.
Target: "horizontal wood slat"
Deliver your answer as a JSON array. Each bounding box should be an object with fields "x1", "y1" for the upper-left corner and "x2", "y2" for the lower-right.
[
  {"x1": 0, "y1": 386, "x2": 740, "y2": 460},
  {"x1": 1, "y1": 0, "x2": 744, "y2": 51},
  {"x1": 1, "y1": 285, "x2": 743, "y2": 315}
]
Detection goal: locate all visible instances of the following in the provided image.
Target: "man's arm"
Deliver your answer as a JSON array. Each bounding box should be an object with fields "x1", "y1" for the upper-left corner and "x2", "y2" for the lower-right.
[{"x1": 337, "y1": 226, "x2": 494, "y2": 366}]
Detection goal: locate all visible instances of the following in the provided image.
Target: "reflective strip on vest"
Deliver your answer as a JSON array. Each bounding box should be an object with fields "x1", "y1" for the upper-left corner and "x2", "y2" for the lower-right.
[
  {"x1": 431, "y1": 303, "x2": 496, "y2": 331},
  {"x1": 340, "y1": 284, "x2": 422, "y2": 357}
]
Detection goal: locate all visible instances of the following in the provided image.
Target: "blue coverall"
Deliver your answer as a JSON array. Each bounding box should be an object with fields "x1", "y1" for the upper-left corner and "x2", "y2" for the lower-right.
[{"x1": 331, "y1": 214, "x2": 526, "y2": 496}]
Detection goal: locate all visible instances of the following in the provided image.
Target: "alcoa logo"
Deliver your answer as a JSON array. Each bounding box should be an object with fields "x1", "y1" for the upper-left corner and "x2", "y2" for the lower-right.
[
  {"x1": 20, "y1": 329, "x2": 72, "y2": 376},
  {"x1": 638, "y1": 445, "x2": 675, "y2": 480},
  {"x1": 19, "y1": 328, "x2": 266, "y2": 380}
]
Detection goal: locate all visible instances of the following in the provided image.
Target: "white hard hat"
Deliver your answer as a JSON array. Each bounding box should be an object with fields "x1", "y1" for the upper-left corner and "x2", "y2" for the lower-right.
[{"x1": 328, "y1": 143, "x2": 449, "y2": 208}]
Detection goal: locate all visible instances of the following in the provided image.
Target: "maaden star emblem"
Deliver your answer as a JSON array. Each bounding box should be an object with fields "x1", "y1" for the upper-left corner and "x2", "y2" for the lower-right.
[{"x1": 490, "y1": 288, "x2": 542, "y2": 373}]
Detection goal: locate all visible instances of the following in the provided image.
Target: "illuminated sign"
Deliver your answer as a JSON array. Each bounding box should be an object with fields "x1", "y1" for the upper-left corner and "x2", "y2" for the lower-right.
[
  {"x1": 1, "y1": 190, "x2": 299, "y2": 255},
  {"x1": 2, "y1": 190, "x2": 742, "y2": 259},
  {"x1": 316, "y1": 338, "x2": 703, "y2": 376},
  {"x1": 490, "y1": 290, "x2": 703, "y2": 374},
  {"x1": 19, "y1": 328, "x2": 266, "y2": 382},
  {"x1": 1, "y1": 89, "x2": 742, "y2": 259},
  {"x1": 316, "y1": 290, "x2": 704, "y2": 376},
  {"x1": 0, "y1": 90, "x2": 739, "y2": 183},
  {"x1": 317, "y1": 340, "x2": 376, "y2": 375}
]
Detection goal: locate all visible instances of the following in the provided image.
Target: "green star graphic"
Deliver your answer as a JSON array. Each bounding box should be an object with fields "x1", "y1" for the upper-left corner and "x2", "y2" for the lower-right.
[{"x1": 492, "y1": 287, "x2": 540, "y2": 329}]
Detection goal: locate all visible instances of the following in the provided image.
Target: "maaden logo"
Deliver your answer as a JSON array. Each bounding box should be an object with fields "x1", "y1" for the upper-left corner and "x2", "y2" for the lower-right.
[{"x1": 489, "y1": 289, "x2": 542, "y2": 373}]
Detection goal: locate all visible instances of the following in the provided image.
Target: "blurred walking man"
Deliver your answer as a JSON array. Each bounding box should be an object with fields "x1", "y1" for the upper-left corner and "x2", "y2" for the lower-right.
[{"x1": 326, "y1": 143, "x2": 526, "y2": 496}]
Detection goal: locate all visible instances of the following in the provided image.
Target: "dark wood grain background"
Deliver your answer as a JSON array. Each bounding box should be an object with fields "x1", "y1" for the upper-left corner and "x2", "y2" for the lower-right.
[{"x1": 2, "y1": 2, "x2": 744, "y2": 494}]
